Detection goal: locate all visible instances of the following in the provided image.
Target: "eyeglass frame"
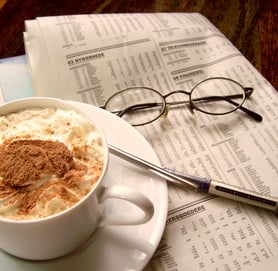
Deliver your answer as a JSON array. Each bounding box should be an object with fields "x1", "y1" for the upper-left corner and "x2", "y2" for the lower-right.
[{"x1": 101, "y1": 77, "x2": 263, "y2": 126}]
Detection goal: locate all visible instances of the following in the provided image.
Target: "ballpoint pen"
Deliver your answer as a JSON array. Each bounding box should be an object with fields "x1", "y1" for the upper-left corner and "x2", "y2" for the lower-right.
[{"x1": 108, "y1": 144, "x2": 278, "y2": 214}]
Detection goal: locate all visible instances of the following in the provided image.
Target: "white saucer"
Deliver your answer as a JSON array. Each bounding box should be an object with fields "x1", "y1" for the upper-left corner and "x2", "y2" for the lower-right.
[{"x1": 0, "y1": 102, "x2": 168, "y2": 271}]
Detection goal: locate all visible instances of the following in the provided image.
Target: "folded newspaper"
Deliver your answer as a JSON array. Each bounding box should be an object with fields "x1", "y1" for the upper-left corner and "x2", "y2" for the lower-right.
[{"x1": 23, "y1": 13, "x2": 278, "y2": 270}]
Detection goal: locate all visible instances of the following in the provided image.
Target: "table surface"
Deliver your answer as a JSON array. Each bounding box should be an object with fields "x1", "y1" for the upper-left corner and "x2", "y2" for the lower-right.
[{"x1": 0, "y1": 0, "x2": 277, "y2": 90}]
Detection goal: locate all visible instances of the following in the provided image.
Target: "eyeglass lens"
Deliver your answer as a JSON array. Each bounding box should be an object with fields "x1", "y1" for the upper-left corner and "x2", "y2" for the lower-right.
[
  {"x1": 104, "y1": 87, "x2": 165, "y2": 126},
  {"x1": 190, "y1": 78, "x2": 246, "y2": 115}
]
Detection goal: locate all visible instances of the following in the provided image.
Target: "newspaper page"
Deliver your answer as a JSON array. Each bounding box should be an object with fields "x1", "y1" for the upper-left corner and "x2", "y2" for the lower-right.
[{"x1": 24, "y1": 13, "x2": 278, "y2": 270}]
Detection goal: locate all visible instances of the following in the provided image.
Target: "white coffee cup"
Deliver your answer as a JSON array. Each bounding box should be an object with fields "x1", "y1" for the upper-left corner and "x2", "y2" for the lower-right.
[{"x1": 0, "y1": 97, "x2": 154, "y2": 260}]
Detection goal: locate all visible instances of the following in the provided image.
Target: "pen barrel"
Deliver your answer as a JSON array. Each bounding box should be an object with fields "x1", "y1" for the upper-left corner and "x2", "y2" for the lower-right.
[{"x1": 209, "y1": 180, "x2": 278, "y2": 213}]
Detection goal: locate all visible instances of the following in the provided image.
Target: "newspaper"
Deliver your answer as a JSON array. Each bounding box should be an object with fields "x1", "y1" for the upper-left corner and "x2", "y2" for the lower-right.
[{"x1": 23, "y1": 13, "x2": 278, "y2": 270}]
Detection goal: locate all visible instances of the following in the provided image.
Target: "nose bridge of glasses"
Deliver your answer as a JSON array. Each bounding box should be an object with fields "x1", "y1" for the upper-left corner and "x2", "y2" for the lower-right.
[
  {"x1": 163, "y1": 89, "x2": 191, "y2": 99},
  {"x1": 163, "y1": 90, "x2": 191, "y2": 107},
  {"x1": 161, "y1": 90, "x2": 197, "y2": 118}
]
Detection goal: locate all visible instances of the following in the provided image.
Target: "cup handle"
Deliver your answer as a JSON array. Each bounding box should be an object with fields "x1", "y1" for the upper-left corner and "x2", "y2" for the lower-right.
[{"x1": 98, "y1": 185, "x2": 154, "y2": 226}]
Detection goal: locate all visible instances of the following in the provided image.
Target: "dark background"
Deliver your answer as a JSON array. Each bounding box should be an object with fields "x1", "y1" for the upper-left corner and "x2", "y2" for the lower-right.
[{"x1": 0, "y1": 0, "x2": 277, "y2": 89}]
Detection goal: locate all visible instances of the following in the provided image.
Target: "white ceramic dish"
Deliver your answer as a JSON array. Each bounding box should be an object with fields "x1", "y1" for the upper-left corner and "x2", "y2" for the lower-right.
[{"x1": 0, "y1": 102, "x2": 168, "y2": 271}]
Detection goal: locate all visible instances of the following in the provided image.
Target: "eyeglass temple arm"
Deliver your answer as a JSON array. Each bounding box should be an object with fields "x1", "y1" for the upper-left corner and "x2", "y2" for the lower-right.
[
  {"x1": 244, "y1": 87, "x2": 254, "y2": 97},
  {"x1": 191, "y1": 94, "x2": 262, "y2": 122},
  {"x1": 102, "y1": 102, "x2": 161, "y2": 117},
  {"x1": 223, "y1": 97, "x2": 262, "y2": 121}
]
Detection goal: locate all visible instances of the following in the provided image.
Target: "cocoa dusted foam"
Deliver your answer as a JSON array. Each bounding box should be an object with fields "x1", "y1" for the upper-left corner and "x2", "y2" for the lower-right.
[{"x1": 0, "y1": 107, "x2": 104, "y2": 220}]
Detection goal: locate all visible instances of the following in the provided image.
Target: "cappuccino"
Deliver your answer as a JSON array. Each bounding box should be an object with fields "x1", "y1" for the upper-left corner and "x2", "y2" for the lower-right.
[{"x1": 0, "y1": 107, "x2": 105, "y2": 220}]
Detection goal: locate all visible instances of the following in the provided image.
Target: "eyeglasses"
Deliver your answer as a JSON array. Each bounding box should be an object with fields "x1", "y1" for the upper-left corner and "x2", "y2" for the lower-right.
[{"x1": 101, "y1": 77, "x2": 263, "y2": 126}]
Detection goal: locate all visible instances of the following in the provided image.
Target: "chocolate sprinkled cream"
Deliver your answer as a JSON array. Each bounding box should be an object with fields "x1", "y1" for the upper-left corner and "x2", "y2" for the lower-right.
[{"x1": 0, "y1": 107, "x2": 104, "y2": 220}]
